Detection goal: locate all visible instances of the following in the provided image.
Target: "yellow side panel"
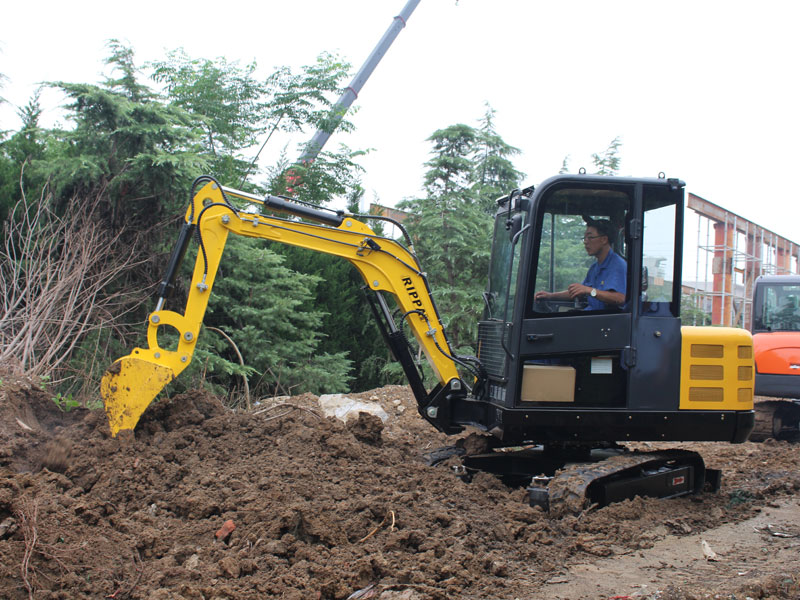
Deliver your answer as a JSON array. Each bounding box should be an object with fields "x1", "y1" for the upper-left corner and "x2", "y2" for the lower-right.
[{"x1": 680, "y1": 326, "x2": 754, "y2": 411}]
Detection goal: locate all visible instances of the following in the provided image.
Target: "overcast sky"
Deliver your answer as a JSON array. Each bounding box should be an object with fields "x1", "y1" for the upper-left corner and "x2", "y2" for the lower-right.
[{"x1": 2, "y1": 0, "x2": 798, "y2": 242}]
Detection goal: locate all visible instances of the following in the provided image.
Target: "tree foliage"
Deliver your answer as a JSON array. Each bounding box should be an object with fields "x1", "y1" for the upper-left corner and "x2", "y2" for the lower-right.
[
  {"x1": 44, "y1": 41, "x2": 205, "y2": 232},
  {"x1": 559, "y1": 136, "x2": 623, "y2": 176},
  {"x1": 400, "y1": 106, "x2": 524, "y2": 352},
  {"x1": 183, "y1": 236, "x2": 353, "y2": 399},
  {"x1": 0, "y1": 92, "x2": 47, "y2": 224},
  {"x1": 0, "y1": 41, "x2": 370, "y2": 402},
  {"x1": 148, "y1": 49, "x2": 356, "y2": 191},
  {"x1": 591, "y1": 136, "x2": 623, "y2": 175},
  {"x1": 472, "y1": 104, "x2": 525, "y2": 212},
  {"x1": 535, "y1": 214, "x2": 594, "y2": 294}
]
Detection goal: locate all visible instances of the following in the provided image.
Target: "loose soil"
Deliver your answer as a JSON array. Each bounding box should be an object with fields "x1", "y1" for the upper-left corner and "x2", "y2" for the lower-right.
[{"x1": 1, "y1": 376, "x2": 799, "y2": 599}]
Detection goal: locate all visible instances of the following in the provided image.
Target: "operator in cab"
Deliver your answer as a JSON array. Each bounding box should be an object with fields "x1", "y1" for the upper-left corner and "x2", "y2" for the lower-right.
[{"x1": 534, "y1": 219, "x2": 626, "y2": 310}]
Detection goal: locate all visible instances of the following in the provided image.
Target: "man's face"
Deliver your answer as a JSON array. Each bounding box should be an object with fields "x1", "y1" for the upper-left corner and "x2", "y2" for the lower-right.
[{"x1": 583, "y1": 227, "x2": 606, "y2": 257}]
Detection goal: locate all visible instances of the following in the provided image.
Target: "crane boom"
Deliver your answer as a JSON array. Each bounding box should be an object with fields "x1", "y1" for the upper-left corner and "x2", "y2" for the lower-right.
[{"x1": 298, "y1": 0, "x2": 421, "y2": 163}]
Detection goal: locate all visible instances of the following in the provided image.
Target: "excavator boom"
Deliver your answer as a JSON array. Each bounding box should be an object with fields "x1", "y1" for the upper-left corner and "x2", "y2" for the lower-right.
[{"x1": 101, "y1": 177, "x2": 467, "y2": 436}]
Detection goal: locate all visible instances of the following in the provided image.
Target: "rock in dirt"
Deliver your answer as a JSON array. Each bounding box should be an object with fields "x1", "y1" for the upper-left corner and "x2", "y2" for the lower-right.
[
  {"x1": 318, "y1": 393, "x2": 389, "y2": 423},
  {"x1": 456, "y1": 431, "x2": 492, "y2": 455},
  {"x1": 40, "y1": 437, "x2": 73, "y2": 473},
  {"x1": 347, "y1": 411, "x2": 384, "y2": 445},
  {"x1": 215, "y1": 518, "x2": 236, "y2": 542}
]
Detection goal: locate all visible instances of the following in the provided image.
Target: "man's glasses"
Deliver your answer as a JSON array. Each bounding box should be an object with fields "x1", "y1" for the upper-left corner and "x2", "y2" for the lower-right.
[{"x1": 582, "y1": 234, "x2": 604, "y2": 241}]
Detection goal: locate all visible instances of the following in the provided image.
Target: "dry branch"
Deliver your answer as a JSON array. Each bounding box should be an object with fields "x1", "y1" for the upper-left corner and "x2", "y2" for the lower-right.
[
  {"x1": 0, "y1": 179, "x2": 145, "y2": 381},
  {"x1": 16, "y1": 498, "x2": 38, "y2": 600},
  {"x1": 358, "y1": 510, "x2": 396, "y2": 543},
  {"x1": 253, "y1": 402, "x2": 322, "y2": 421}
]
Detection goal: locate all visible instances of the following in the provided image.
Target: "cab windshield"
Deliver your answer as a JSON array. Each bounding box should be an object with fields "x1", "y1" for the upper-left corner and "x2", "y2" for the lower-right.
[
  {"x1": 531, "y1": 187, "x2": 630, "y2": 315},
  {"x1": 757, "y1": 284, "x2": 800, "y2": 331},
  {"x1": 485, "y1": 210, "x2": 526, "y2": 322}
]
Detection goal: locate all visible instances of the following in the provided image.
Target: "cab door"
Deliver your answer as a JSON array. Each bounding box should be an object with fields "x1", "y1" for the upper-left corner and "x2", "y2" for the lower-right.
[
  {"x1": 516, "y1": 178, "x2": 636, "y2": 409},
  {"x1": 513, "y1": 177, "x2": 684, "y2": 412},
  {"x1": 627, "y1": 183, "x2": 685, "y2": 410}
]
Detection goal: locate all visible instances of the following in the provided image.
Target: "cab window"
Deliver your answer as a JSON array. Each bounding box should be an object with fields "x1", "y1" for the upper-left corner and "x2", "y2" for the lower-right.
[
  {"x1": 531, "y1": 187, "x2": 630, "y2": 315},
  {"x1": 758, "y1": 284, "x2": 800, "y2": 331},
  {"x1": 641, "y1": 186, "x2": 680, "y2": 316}
]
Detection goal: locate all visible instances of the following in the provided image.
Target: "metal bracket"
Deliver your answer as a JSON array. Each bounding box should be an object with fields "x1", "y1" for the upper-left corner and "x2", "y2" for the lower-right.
[
  {"x1": 623, "y1": 346, "x2": 637, "y2": 368},
  {"x1": 628, "y1": 218, "x2": 642, "y2": 240},
  {"x1": 357, "y1": 237, "x2": 381, "y2": 256}
]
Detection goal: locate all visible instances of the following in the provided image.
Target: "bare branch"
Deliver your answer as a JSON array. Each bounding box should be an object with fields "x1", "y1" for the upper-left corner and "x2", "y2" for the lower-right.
[
  {"x1": 17, "y1": 497, "x2": 38, "y2": 600},
  {"x1": 0, "y1": 180, "x2": 148, "y2": 382}
]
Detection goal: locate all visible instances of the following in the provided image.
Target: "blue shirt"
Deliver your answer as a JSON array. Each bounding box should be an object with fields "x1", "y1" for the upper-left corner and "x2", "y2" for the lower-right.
[{"x1": 582, "y1": 249, "x2": 627, "y2": 310}]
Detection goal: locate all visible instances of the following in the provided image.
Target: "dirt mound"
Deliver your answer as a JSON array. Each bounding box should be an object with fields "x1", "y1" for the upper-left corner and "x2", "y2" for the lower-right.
[{"x1": 1, "y1": 379, "x2": 800, "y2": 599}]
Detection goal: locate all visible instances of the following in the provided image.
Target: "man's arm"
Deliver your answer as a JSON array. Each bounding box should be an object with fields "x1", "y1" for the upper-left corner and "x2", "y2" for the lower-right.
[
  {"x1": 535, "y1": 290, "x2": 570, "y2": 301},
  {"x1": 567, "y1": 283, "x2": 625, "y2": 305},
  {"x1": 600, "y1": 255, "x2": 627, "y2": 306}
]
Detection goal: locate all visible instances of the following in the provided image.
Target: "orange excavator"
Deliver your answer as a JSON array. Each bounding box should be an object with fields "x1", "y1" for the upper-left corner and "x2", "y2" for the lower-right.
[{"x1": 750, "y1": 274, "x2": 800, "y2": 440}]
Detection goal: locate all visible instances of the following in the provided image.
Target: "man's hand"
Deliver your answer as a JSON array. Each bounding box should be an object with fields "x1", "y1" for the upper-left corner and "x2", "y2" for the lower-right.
[
  {"x1": 567, "y1": 283, "x2": 591, "y2": 299},
  {"x1": 534, "y1": 291, "x2": 551, "y2": 301}
]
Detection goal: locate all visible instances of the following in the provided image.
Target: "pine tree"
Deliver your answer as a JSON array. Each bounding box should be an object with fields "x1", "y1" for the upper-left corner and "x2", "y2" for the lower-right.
[
  {"x1": 399, "y1": 115, "x2": 521, "y2": 353},
  {"x1": 591, "y1": 136, "x2": 622, "y2": 175},
  {"x1": 0, "y1": 91, "x2": 47, "y2": 224},
  {"x1": 45, "y1": 40, "x2": 205, "y2": 231},
  {"x1": 472, "y1": 104, "x2": 525, "y2": 212},
  {"x1": 183, "y1": 235, "x2": 353, "y2": 400}
]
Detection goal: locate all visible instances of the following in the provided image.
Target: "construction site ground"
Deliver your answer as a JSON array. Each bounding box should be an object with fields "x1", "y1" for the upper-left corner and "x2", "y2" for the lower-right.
[{"x1": 1, "y1": 377, "x2": 799, "y2": 599}]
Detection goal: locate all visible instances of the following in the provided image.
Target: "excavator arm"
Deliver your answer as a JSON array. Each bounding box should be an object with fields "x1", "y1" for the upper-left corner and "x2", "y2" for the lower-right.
[{"x1": 101, "y1": 177, "x2": 473, "y2": 436}]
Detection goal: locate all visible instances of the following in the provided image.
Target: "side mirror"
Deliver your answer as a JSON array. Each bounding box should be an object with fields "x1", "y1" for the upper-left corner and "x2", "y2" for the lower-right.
[
  {"x1": 507, "y1": 213, "x2": 523, "y2": 241},
  {"x1": 641, "y1": 266, "x2": 649, "y2": 292},
  {"x1": 482, "y1": 291, "x2": 495, "y2": 318}
]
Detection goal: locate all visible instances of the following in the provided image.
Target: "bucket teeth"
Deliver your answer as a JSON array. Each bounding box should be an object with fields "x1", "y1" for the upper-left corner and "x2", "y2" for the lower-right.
[{"x1": 101, "y1": 356, "x2": 175, "y2": 436}]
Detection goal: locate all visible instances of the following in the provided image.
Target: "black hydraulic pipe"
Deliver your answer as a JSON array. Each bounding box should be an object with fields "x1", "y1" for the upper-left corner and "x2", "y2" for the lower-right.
[
  {"x1": 263, "y1": 194, "x2": 345, "y2": 227},
  {"x1": 365, "y1": 290, "x2": 429, "y2": 406},
  {"x1": 155, "y1": 222, "x2": 195, "y2": 305}
]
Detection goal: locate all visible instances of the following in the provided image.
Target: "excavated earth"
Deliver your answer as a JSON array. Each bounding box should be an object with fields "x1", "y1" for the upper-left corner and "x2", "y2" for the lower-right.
[{"x1": 1, "y1": 375, "x2": 800, "y2": 599}]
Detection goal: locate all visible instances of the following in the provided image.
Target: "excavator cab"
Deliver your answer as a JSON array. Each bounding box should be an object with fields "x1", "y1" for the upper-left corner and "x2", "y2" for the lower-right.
[
  {"x1": 753, "y1": 276, "x2": 800, "y2": 335},
  {"x1": 470, "y1": 174, "x2": 754, "y2": 445}
]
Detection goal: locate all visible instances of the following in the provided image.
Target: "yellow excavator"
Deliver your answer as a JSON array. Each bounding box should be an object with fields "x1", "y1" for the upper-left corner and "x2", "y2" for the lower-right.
[{"x1": 101, "y1": 173, "x2": 755, "y2": 513}]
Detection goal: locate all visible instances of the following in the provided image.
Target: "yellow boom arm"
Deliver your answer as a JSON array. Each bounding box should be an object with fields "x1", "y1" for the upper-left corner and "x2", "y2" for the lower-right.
[{"x1": 101, "y1": 180, "x2": 463, "y2": 436}]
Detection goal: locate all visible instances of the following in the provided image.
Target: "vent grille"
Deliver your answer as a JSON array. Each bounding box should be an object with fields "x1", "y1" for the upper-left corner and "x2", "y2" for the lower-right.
[
  {"x1": 691, "y1": 344, "x2": 724, "y2": 358},
  {"x1": 477, "y1": 320, "x2": 508, "y2": 379},
  {"x1": 738, "y1": 366, "x2": 753, "y2": 381},
  {"x1": 690, "y1": 365, "x2": 724, "y2": 380},
  {"x1": 689, "y1": 387, "x2": 724, "y2": 403}
]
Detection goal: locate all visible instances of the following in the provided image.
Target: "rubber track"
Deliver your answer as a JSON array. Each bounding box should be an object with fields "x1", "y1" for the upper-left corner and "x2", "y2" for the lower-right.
[
  {"x1": 751, "y1": 400, "x2": 800, "y2": 441},
  {"x1": 546, "y1": 451, "x2": 689, "y2": 517}
]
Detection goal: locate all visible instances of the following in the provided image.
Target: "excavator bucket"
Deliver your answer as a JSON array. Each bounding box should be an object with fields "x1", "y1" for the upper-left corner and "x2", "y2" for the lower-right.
[{"x1": 101, "y1": 353, "x2": 176, "y2": 436}]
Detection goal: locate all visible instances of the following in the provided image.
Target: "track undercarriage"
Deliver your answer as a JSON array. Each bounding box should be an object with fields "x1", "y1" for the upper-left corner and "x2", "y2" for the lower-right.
[
  {"x1": 427, "y1": 441, "x2": 721, "y2": 516},
  {"x1": 751, "y1": 399, "x2": 800, "y2": 442}
]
